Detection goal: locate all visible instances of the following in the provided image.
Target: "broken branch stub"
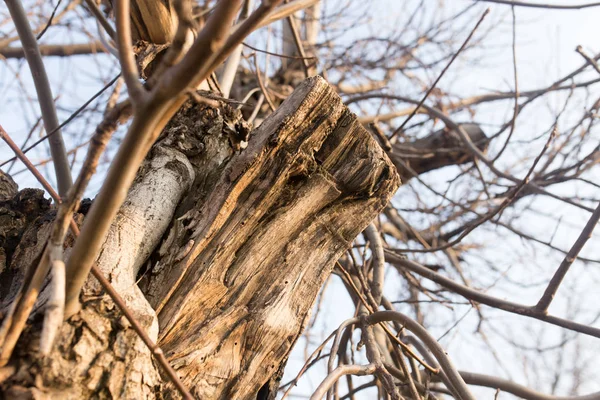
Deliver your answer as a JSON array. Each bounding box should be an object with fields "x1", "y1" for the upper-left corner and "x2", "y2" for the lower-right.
[
  {"x1": 390, "y1": 123, "x2": 488, "y2": 182},
  {"x1": 145, "y1": 76, "x2": 400, "y2": 398}
]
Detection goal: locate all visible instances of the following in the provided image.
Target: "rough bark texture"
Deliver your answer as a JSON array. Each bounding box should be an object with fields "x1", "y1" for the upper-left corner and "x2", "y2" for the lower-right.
[
  {"x1": 390, "y1": 123, "x2": 488, "y2": 182},
  {"x1": 141, "y1": 76, "x2": 399, "y2": 398},
  {"x1": 0, "y1": 77, "x2": 399, "y2": 399}
]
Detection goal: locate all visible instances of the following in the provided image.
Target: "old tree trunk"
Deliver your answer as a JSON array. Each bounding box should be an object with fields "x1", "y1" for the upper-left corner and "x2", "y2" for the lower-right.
[{"x1": 0, "y1": 77, "x2": 400, "y2": 398}]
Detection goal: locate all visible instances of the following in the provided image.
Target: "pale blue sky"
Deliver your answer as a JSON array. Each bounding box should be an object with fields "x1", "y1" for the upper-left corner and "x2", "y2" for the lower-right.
[{"x1": 2, "y1": 1, "x2": 600, "y2": 398}]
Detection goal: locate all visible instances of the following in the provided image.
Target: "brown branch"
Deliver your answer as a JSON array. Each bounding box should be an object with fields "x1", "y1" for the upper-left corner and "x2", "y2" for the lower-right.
[
  {"x1": 0, "y1": 42, "x2": 107, "y2": 59},
  {"x1": 365, "y1": 311, "x2": 476, "y2": 400},
  {"x1": 386, "y1": 253, "x2": 600, "y2": 338},
  {"x1": 0, "y1": 124, "x2": 193, "y2": 400},
  {"x1": 83, "y1": 0, "x2": 116, "y2": 39},
  {"x1": 283, "y1": 1, "x2": 312, "y2": 76},
  {"x1": 576, "y1": 45, "x2": 600, "y2": 75},
  {"x1": 535, "y1": 201, "x2": 600, "y2": 312},
  {"x1": 115, "y1": 0, "x2": 148, "y2": 105},
  {"x1": 5, "y1": 0, "x2": 72, "y2": 196},
  {"x1": 475, "y1": 0, "x2": 600, "y2": 9},
  {"x1": 156, "y1": 0, "x2": 245, "y2": 98},
  {"x1": 390, "y1": 7, "x2": 490, "y2": 139}
]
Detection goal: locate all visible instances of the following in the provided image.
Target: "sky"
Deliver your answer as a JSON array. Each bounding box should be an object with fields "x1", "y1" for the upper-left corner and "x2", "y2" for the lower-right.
[
  {"x1": 2, "y1": 0, "x2": 600, "y2": 399},
  {"x1": 282, "y1": 1, "x2": 600, "y2": 398}
]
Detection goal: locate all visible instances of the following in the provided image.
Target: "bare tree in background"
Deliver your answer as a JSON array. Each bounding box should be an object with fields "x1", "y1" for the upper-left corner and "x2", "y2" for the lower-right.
[{"x1": 0, "y1": 0, "x2": 600, "y2": 399}]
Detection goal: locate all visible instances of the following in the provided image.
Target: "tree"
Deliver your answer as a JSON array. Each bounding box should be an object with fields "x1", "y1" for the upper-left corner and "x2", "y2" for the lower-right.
[{"x1": 0, "y1": 0, "x2": 599, "y2": 399}]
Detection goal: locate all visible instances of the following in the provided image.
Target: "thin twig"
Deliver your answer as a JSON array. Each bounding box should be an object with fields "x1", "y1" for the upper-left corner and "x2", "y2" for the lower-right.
[
  {"x1": 535, "y1": 201, "x2": 600, "y2": 312},
  {"x1": 576, "y1": 45, "x2": 600, "y2": 75},
  {"x1": 475, "y1": 0, "x2": 600, "y2": 10},
  {"x1": 254, "y1": 54, "x2": 276, "y2": 111},
  {"x1": 84, "y1": 0, "x2": 116, "y2": 39},
  {"x1": 0, "y1": 125, "x2": 192, "y2": 399},
  {"x1": 390, "y1": 8, "x2": 490, "y2": 140},
  {"x1": 36, "y1": 0, "x2": 63, "y2": 40},
  {"x1": 0, "y1": 75, "x2": 121, "y2": 168},
  {"x1": 386, "y1": 253, "x2": 600, "y2": 338},
  {"x1": 491, "y1": 5, "x2": 519, "y2": 162},
  {"x1": 366, "y1": 311, "x2": 476, "y2": 400},
  {"x1": 243, "y1": 41, "x2": 317, "y2": 60},
  {"x1": 283, "y1": 2, "x2": 312, "y2": 76}
]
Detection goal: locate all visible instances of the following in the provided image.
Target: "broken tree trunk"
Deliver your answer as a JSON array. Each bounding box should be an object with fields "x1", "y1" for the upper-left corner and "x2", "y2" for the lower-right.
[
  {"x1": 0, "y1": 76, "x2": 399, "y2": 399},
  {"x1": 143, "y1": 76, "x2": 400, "y2": 398}
]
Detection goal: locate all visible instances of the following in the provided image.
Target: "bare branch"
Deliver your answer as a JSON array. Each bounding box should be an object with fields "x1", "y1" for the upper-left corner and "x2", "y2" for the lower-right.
[
  {"x1": 366, "y1": 311, "x2": 476, "y2": 400},
  {"x1": 364, "y1": 223, "x2": 385, "y2": 306},
  {"x1": 535, "y1": 201, "x2": 600, "y2": 312},
  {"x1": 386, "y1": 253, "x2": 600, "y2": 338},
  {"x1": 0, "y1": 42, "x2": 107, "y2": 59},
  {"x1": 84, "y1": 0, "x2": 116, "y2": 39},
  {"x1": 5, "y1": 0, "x2": 72, "y2": 196},
  {"x1": 311, "y1": 364, "x2": 377, "y2": 400},
  {"x1": 115, "y1": 0, "x2": 148, "y2": 105},
  {"x1": 475, "y1": 0, "x2": 600, "y2": 10},
  {"x1": 390, "y1": 7, "x2": 490, "y2": 139}
]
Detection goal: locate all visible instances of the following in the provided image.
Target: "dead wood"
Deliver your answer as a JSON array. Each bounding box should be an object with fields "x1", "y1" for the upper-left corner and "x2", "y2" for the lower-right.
[
  {"x1": 0, "y1": 77, "x2": 399, "y2": 399},
  {"x1": 141, "y1": 76, "x2": 399, "y2": 398}
]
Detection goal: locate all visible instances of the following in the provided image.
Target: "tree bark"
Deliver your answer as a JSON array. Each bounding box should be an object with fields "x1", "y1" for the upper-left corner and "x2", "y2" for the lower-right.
[
  {"x1": 389, "y1": 123, "x2": 488, "y2": 183},
  {"x1": 0, "y1": 77, "x2": 399, "y2": 399}
]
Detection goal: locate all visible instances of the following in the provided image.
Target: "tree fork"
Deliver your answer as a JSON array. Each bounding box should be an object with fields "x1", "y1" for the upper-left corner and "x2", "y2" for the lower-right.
[{"x1": 0, "y1": 77, "x2": 399, "y2": 399}]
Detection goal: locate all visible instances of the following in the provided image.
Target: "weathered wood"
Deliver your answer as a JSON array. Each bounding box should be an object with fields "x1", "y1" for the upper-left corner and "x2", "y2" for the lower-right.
[
  {"x1": 0, "y1": 77, "x2": 398, "y2": 399},
  {"x1": 129, "y1": 0, "x2": 176, "y2": 44},
  {"x1": 142, "y1": 76, "x2": 400, "y2": 398}
]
